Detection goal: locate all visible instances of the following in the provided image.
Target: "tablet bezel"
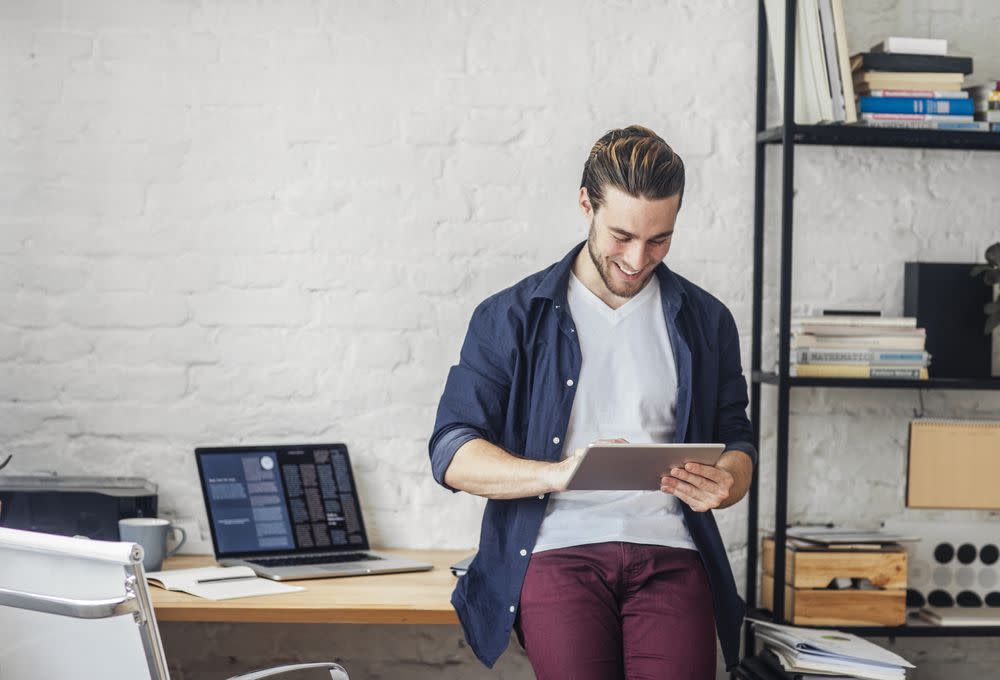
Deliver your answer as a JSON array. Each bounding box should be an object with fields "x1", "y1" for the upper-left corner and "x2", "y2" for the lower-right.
[{"x1": 564, "y1": 443, "x2": 726, "y2": 491}]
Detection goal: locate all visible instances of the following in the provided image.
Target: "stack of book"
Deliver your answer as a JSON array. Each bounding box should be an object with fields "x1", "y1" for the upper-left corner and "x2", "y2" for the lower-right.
[
  {"x1": 852, "y1": 37, "x2": 985, "y2": 131},
  {"x1": 965, "y1": 79, "x2": 1000, "y2": 131},
  {"x1": 751, "y1": 620, "x2": 914, "y2": 680},
  {"x1": 789, "y1": 315, "x2": 929, "y2": 379}
]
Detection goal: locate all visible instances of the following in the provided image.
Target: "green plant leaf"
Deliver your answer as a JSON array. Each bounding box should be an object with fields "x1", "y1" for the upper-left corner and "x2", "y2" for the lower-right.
[
  {"x1": 986, "y1": 302, "x2": 1000, "y2": 314},
  {"x1": 985, "y1": 270, "x2": 1000, "y2": 286},
  {"x1": 986, "y1": 310, "x2": 1000, "y2": 334},
  {"x1": 986, "y1": 242, "x2": 1000, "y2": 266},
  {"x1": 970, "y1": 264, "x2": 992, "y2": 277}
]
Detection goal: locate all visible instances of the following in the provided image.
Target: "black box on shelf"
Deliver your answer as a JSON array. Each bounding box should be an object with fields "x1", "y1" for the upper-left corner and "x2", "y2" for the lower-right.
[{"x1": 904, "y1": 262, "x2": 993, "y2": 379}]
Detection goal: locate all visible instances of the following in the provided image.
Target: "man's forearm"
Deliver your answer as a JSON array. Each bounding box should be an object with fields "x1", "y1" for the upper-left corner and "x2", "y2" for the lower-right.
[{"x1": 443, "y1": 438, "x2": 575, "y2": 500}]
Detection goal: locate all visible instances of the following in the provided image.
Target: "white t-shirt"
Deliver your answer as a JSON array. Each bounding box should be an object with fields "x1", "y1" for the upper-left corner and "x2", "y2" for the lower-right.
[{"x1": 532, "y1": 272, "x2": 696, "y2": 554}]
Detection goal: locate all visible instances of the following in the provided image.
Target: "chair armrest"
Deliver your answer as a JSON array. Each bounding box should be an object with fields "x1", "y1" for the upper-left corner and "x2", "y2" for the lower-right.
[
  {"x1": 0, "y1": 585, "x2": 138, "y2": 619},
  {"x1": 225, "y1": 662, "x2": 348, "y2": 680}
]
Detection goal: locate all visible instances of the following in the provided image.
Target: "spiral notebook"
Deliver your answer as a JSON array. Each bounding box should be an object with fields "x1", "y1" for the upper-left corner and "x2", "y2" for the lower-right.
[{"x1": 907, "y1": 419, "x2": 1000, "y2": 510}]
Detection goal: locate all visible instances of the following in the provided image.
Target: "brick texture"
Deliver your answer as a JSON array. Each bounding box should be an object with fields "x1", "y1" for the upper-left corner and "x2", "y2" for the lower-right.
[{"x1": 3, "y1": 1, "x2": 1000, "y2": 678}]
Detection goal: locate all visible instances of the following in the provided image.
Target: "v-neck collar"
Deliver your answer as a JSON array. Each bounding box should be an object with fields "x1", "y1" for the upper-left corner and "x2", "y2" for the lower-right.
[{"x1": 568, "y1": 271, "x2": 660, "y2": 325}]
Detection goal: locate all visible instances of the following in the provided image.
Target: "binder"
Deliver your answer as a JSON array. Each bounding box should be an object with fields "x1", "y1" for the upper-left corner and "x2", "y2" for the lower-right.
[{"x1": 907, "y1": 419, "x2": 1000, "y2": 509}]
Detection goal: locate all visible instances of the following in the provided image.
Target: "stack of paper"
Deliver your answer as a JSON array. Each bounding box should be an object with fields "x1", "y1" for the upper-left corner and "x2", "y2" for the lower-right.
[{"x1": 753, "y1": 620, "x2": 914, "y2": 680}]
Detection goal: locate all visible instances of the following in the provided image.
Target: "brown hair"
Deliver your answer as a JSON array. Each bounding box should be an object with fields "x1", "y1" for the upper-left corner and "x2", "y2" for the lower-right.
[{"x1": 580, "y1": 125, "x2": 685, "y2": 213}]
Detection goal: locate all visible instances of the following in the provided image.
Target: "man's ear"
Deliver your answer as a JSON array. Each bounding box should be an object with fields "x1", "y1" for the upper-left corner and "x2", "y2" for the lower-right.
[{"x1": 578, "y1": 187, "x2": 593, "y2": 218}]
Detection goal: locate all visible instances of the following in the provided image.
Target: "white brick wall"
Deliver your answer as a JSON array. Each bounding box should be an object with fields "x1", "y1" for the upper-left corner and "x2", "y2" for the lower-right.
[{"x1": 2, "y1": 1, "x2": 999, "y2": 678}]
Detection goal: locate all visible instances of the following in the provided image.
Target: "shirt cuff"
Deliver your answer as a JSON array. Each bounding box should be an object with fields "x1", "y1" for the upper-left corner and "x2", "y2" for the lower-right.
[
  {"x1": 430, "y1": 426, "x2": 484, "y2": 492},
  {"x1": 723, "y1": 441, "x2": 757, "y2": 467}
]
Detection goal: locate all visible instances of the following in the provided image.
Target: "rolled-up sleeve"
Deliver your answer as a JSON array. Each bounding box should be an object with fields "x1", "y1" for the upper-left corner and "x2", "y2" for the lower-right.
[
  {"x1": 429, "y1": 301, "x2": 514, "y2": 491},
  {"x1": 715, "y1": 307, "x2": 757, "y2": 466}
]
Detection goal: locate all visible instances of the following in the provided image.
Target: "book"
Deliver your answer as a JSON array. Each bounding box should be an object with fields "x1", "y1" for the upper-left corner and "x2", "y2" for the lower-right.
[
  {"x1": 792, "y1": 315, "x2": 916, "y2": 328},
  {"x1": 858, "y1": 96, "x2": 974, "y2": 115},
  {"x1": 785, "y1": 526, "x2": 919, "y2": 547},
  {"x1": 752, "y1": 620, "x2": 914, "y2": 680},
  {"x1": 145, "y1": 566, "x2": 305, "y2": 600},
  {"x1": 817, "y1": 0, "x2": 845, "y2": 122},
  {"x1": 870, "y1": 36, "x2": 947, "y2": 55},
  {"x1": 830, "y1": 0, "x2": 856, "y2": 123},
  {"x1": 794, "y1": 348, "x2": 930, "y2": 365},
  {"x1": 756, "y1": 650, "x2": 860, "y2": 680},
  {"x1": 854, "y1": 71, "x2": 965, "y2": 90},
  {"x1": 790, "y1": 364, "x2": 928, "y2": 379},
  {"x1": 919, "y1": 607, "x2": 1000, "y2": 626},
  {"x1": 792, "y1": 333, "x2": 927, "y2": 350},
  {"x1": 851, "y1": 52, "x2": 973, "y2": 75},
  {"x1": 802, "y1": 0, "x2": 833, "y2": 122},
  {"x1": 763, "y1": 0, "x2": 834, "y2": 124},
  {"x1": 860, "y1": 112, "x2": 974, "y2": 123},
  {"x1": 855, "y1": 119, "x2": 990, "y2": 131},
  {"x1": 864, "y1": 88, "x2": 968, "y2": 98}
]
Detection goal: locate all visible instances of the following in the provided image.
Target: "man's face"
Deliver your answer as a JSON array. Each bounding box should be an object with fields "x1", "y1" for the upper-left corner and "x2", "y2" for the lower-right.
[{"x1": 581, "y1": 185, "x2": 679, "y2": 300}]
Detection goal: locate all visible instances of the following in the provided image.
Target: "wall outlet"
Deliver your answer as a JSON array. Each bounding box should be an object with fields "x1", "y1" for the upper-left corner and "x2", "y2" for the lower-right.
[{"x1": 169, "y1": 517, "x2": 214, "y2": 555}]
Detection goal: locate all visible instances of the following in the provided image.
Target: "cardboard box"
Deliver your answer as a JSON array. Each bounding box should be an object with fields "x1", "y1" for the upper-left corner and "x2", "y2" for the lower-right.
[
  {"x1": 761, "y1": 538, "x2": 907, "y2": 626},
  {"x1": 907, "y1": 420, "x2": 1000, "y2": 510}
]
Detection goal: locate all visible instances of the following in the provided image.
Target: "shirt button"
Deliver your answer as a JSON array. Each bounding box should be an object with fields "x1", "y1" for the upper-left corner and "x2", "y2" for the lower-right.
[
  {"x1": 519, "y1": 549, "x2": 527, "y2": 557},
  {"x1": 552, "y1": 436, "x2": 560, "y2": 444},
  {"x1": 509, "y1": 605, "x2": 516, "y2": 613},
  {"x1": 566, "y1": 379, "x2": 574, "y2": 387},
  {"x1": 538, "y1": 494, "x2": 545, "y2": 499}
]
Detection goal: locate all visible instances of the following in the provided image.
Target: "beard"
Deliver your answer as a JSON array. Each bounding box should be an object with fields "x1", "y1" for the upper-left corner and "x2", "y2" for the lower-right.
[{"x1": 586, "y1": 220, "x2": 654, "y2": 299}]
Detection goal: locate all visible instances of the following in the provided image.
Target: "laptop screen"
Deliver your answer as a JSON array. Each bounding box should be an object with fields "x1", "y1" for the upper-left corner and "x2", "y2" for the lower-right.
[{"x1": 196, "y1": 444, "x2": 369, "y2": 557}]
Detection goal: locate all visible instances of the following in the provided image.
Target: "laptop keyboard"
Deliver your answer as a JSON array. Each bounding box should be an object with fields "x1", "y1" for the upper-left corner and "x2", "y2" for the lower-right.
[{"x1": 248, "y1": 552, "x2": 384, "y2": 567}]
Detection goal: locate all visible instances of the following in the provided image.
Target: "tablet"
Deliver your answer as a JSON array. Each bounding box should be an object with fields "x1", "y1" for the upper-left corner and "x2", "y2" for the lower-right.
[{"x1": 565, "y1": 443, "x2": 726, "y2": 491}]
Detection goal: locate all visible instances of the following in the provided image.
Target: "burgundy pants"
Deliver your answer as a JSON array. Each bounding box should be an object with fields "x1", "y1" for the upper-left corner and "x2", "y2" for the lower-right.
[{"x1": 516, "y1": 542, "x2": 716, "y2": 680}]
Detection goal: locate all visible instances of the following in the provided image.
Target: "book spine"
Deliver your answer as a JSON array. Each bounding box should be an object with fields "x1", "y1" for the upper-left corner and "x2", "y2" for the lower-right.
[
  {"x1": 870, "y1": 366, "x2": 926, "y2": 378},
  {"x1": 795, "y1": 349, "x2": 928, "y2": 364},
  {"x1": 859, "y1": 96, "x2": 974, "y2": 115},
  {"x1": 866, "y1": 89, "x2": 969, "y2": 99},
  {"x1": 856, "y1": 119, "x2": 990, "y2": 130},
  {"x1": 880, "y1": 37, "x2": 947, "y2": 55},
  {"x1": 860, "y1": 112, "x2": 975, "y2": 122},
  {"x1": 792, "y1": 364, "x2": 927, "y2": 378},
  {"x1": 791, "y1": 334, "x2": 927, "y2": 349}
]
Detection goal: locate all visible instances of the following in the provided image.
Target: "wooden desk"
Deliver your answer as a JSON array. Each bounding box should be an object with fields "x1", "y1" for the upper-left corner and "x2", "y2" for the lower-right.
[{"x1": 152, "y1": 550, "x2": 466, "y2": 625}]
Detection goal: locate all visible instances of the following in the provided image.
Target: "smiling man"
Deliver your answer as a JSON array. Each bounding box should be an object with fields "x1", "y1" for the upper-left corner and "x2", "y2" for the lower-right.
[{"x1": 429, "y1": 125, "x2": 756, "y2": 680}]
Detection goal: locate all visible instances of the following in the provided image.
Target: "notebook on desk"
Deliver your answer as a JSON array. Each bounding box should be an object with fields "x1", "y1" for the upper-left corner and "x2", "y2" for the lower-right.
[{"x1": 195, "y1": 443, "x2": 432, "y2": 581}]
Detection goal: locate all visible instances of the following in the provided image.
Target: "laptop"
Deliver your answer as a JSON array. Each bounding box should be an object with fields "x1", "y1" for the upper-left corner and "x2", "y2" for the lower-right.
[{"x1": 195, "y1": 443, "x2": 433, "y2": 580}]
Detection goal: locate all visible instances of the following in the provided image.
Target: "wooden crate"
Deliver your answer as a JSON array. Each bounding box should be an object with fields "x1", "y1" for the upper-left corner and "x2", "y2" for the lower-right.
[{"x1": 761, "y1": 538, "x2": 907, "y2": 626}]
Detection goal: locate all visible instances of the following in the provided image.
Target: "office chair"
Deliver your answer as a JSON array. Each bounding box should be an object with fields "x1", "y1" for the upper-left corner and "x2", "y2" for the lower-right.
[{"x1": 0, "y1": 527, "x2": 349, "y2": 680}]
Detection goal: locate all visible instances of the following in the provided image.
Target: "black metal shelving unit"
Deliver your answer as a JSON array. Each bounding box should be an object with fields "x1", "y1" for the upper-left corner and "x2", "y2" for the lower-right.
[{"x1": 741, "y1": 1, "x2": 1000, "y2": 676}]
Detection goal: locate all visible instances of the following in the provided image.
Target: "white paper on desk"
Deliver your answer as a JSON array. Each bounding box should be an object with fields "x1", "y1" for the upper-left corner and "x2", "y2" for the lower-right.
[{"x1": 146, "y1": 566, "x2": 304, "y2": 600}]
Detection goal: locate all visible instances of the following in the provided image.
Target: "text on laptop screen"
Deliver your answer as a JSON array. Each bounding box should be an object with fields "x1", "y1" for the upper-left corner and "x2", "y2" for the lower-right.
[{"x1": 200, "y1": 446, "x2": 365, "y2": 555}]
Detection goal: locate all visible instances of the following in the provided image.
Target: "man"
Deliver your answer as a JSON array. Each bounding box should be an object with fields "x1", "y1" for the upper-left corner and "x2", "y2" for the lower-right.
[{"x1": 429, "y1": 125, "x2": 755, "y2": 680}]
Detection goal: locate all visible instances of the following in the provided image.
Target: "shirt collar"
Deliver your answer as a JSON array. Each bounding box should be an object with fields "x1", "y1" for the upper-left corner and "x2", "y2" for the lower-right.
[{"x1": 530, "y1": 240, "x2": 687, "y2": 313}]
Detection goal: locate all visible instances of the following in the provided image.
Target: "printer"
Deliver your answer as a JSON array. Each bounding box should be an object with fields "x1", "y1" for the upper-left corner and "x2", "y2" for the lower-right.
[{"x1": 0, "y1": 475, "x2": 158, "y2": 540}]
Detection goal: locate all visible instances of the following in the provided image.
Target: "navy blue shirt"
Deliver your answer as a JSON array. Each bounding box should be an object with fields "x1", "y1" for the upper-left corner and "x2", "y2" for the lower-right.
[{"x1": 429, "y1": 242, "x2": 756, "y2": 670}]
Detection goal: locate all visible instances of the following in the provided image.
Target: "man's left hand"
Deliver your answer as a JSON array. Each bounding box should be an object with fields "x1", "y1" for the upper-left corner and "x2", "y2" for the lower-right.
[{"x1": 660, "y1": 449, "x2": 753, "y2": 512}]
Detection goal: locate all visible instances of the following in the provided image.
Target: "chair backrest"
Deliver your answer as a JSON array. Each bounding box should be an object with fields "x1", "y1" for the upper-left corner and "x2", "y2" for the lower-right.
[{"x1": 0, "y1": 527, "x2": 169, "y2": 680}]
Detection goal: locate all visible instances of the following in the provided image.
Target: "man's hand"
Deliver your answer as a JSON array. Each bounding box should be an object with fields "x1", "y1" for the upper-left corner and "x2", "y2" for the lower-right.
[
  {"x1": 660, "y1": 449, "x2": 753, "y2": 512},
  {"x1": 548, "y1": 438, "x2": 629, "y2": 492}
]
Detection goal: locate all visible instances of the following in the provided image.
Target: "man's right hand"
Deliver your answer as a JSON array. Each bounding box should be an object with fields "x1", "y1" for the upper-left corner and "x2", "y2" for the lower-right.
[
  {"x1": 548, "y1": 438, "x2": 629, "y2": 492},
  {"x1": 548, "y1": 448, "x2": 586, "y2": 492}
]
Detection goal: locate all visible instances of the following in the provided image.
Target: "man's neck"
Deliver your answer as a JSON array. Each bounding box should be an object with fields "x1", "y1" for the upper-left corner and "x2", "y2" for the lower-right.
[{"x1": 571, "y1": 248, "x2": 631, "y2": 310}]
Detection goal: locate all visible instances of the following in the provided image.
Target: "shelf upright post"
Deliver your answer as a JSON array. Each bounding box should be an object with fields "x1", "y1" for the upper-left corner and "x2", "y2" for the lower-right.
[
  {"x1": 745, "y1": 0, "x2": 769, "y2": 656},
  {"x1": 773, "y1": 0, "x2": 797, "y2": 626}
]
